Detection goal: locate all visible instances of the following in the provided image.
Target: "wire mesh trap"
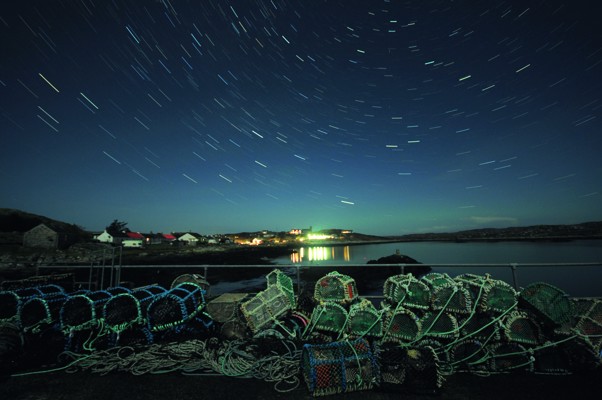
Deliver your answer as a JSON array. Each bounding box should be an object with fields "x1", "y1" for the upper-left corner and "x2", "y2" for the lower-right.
[
  {"x1": 420, "y1": 312, "x2": 459, "y2": 340},
  {"x1": 382, "y1": 306, "x2": 422, "y2": 342},
  {"x1": 519, "y1": 282, "x2": 573, "y2": 326},
  {"x1": 488, "y1": 342, "x2": 534, "y2": 373},
  {"x1": 430, "y1": 283, "x2": 472, "y2": 315},
  {"x1": 455, "y1": 274, "x2": 517, "y2": 313},
  {"x1": 308, "y1": 302, "x2": 348, "y2": 335},
  {"x1": 146, "y1": 282, "x2": 206, "y2": 332},
  {"x1": 60, "y1": 290, "x2": 113, "y2": 332},
  {"x1": 302, "y1": 338, "x2": 379, "y2": 397},
  {"x1": 502, "y1": 311, "x2": 542, "y2": 345},
  {"x1": 347, "y1": 298, "x2": 383, "y2": 338},
  {"x1": 383, "y1": 274, "x2": 430, "y2": 310},
  {"x1": 206, "y1": 293, "x2": 249, "y2": 323},
  {"x1": 266, "y1": 269, "x2": 296, "y2": 308},
  {"x1": 314, "y1": 271, "x2": 358, "y2": 304},
  {"x1": 0, "y1": 291, "x2": 20, "y2": 323},
  {"x1": 19, "y1": 293, "x2": 67, "y2": 332},
  {"x1": 240, "y1": 284, "x2": 292, "y2": 334}
]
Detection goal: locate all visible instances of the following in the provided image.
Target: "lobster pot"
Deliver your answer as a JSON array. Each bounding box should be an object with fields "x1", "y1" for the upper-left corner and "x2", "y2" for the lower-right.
[
  {"x1": 450, "y1": 340, "x2": 488, "y2": 372},
  {"x1": 430, "y1": 283, "x2": 472, "y2": 315},
  {"x1": 377, "y1": 343, "x2": 406, "y2": 385},
  {"x1": 488, "y1": 342, "x2": 533, "y2": 373},
  {"x1": 459, "y1": 313, "x2": 501, "y2": 342},
  {"x1": 302, "y1": 338, "x2": 379, "y2": 397},
  {"x1": 455, "y1": 274, "x2": 517, "y2": 313},
  {"x1": 266, "y1": 269, "x2": 296, "y2": 308},
  {"x1": 560, "y1": 336, "x2": 601, "y2": 372},
  {"x1": 132, "y1": 285, "x2": 167, "y2": 308},
  {"x1": 170, "y1": 274, "x2": 210, "y2": 294},
  {"x1": 420, "y1": 312, "x2": 459, "y2": 340},
  {"x1": 206, "y1": 293, "x2": 249, "y2": 323},
  {"x1": 347, "y1": 299, "x2": 382, "y2": 338},
  {"x1": 502, "y1": 311, "x2": 542, "y2": 345},
  {"x1": 519, "y1": 282, "x2": 573, "y2": 326},
  {"x1": 0, "y1": 291, "x2": 20, "y2": 323},
  {"x1": 383, "y1": 274, "x2": 430, "y2": 310},
  {"x1": 402, "y1": 346, "x2": 444, "y2": 391},
  {"x1": 382, "y1": 307, "x2": 422, "y2": 342},
  {"x1": 421, "y1": 272, "x2": 455, "y2": 289},
  {"x1": 575, "y1": 317, "x2": 602, "y2": 353},
  {"x1": 103, "y1": 293, "x2": 145, "y2": 334},
  {"x1": 113, "y1": 326, "x2": 154, "y2": 347},
  {"x1": 309, "y1": 302, "x2": 348, "y2": 334},
  {"x1": 19, "y1": 293, "x2": 67, "y2": 332},
  {"x1": 314, "y1": 271, "x2": 358, "y2": 304},
  {"x1": 240, "y1": 284, "x2": 291, "y2": 334},
  {"x1": 60, "y1": 294, "x2": 97, "y2": 331},
  {"x1": 147, "y1": 282, "x2": 205, "y2": 332},
  {"x1": 105, "y1": 286, "x2": 131, "y2": 296}
]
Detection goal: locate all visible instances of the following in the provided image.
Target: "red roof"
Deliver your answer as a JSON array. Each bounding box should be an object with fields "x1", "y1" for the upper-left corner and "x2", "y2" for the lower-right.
[
  {"x1": 162, "y1": 233, "x2": 176, "y2": 240},
  {"x1": 126, "y1": 232, "x2": 145, "y2": 239}
]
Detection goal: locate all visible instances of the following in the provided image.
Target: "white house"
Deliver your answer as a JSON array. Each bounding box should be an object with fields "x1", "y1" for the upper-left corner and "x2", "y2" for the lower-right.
[
  {"x1": 95, "y1": 230, "x2": 124, "y2": 244},
  {"x1": 123, "y1": 239, "x2": 143, "y2": 248},
  {"x1": 178, "y1": 232, "x2": 200, "y2": 245}
]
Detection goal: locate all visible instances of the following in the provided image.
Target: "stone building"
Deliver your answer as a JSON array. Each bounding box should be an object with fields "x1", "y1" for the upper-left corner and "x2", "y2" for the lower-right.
[{"x1": 23, "y1": 223, "x2": 70, "y2": 249}]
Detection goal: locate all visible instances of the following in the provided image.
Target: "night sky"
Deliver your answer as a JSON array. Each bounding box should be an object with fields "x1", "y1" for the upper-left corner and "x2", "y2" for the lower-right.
[{"x1": 1, "y1": 0, "x2": 601, "y2": 235}]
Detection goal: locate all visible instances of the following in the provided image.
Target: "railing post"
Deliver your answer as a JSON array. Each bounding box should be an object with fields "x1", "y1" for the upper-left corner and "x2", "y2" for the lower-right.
[
  {"x1": 296, "y1": 265, "x2": 301, "y2": 297},
  {"x1": 510, "y1": 263, "x2": 518, "y2": 290}
]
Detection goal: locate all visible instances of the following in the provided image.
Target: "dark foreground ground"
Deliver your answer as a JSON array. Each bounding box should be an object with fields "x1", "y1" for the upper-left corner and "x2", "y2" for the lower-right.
[{"x1": 1, "y1": 368, "x2": 599, "y2": 400}]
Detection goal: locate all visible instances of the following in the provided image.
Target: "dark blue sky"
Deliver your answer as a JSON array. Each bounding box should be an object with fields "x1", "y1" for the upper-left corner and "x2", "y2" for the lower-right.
[{"x1": 1, "y1": 0, "x2": 601, "y2": 235}]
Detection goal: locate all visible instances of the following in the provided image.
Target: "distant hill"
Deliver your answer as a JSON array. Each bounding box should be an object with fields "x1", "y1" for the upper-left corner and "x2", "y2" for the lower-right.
[
  {"x1": 389, "y1": 221, "x2": 602, "y2": 241},
  {"x1": 0, "y1": 208, "x2": 88, "y2": 240}
]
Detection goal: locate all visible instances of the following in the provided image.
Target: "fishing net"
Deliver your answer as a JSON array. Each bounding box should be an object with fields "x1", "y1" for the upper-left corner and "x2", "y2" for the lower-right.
[
  {"x1": 488, "y1": 342, "x2": 533, "y2": 373},
  {"x1": 266, "y1": 269, "x2": 296, "y2": 308},
  {"x1": 420, "y1": 312, "x2": 459, "y2": 340},
  {"x1": 206, "y1": 293, "x2": 249, "y2": 323},
  {"x1": 502, "y1": 311, "x2": 542, "y2": 345},
  {"x1": 147, "y1": 282, "x2": 206, "y2": 332},
  {"x1": 19, "y1": 293, "x2": 67, "y2": 332},
  {"x1": 430, "y1": 283, "x2": 472, "y2": 315},
  {"x1": 308, "y1": 302, "x2": 348, "y2": 335},
  {"x1": 347, "y1": 298, "x2": 383, "y2": 338},
  {"x1": 383, "y1": 274, "x2": 430, "y2": 310},
  {"x1": 301, "y1": 338, "x2": 379, "y2": 397},
  {"x1": 240, "y1": 284, "x2": 291, "y2": 334},
  {"x1": 382, "y1": 306, "x2": 422, "y2": 342},
  {"x1": 519, "y1": 282, "x2": 573, "y2": 326},
  {"x1": 455, "y1": 274, "x2": 517, "y2": 313},
  {"x1": 459, "y1": 313, "x2": 501, "y2": 342},
  {"x1": 314, "y1": 271, "x2": 358, "y2": 304},
  {"x1": 60, "y1": 290, "x2": 112, "y2": 332}
]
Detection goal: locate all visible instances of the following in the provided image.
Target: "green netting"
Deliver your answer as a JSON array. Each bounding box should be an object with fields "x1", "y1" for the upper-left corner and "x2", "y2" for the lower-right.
[
  {"x1": 314, "y1": 271, "x2": 358, "y2": 304},
  {"x1": 420, "y1": 312, "x2": 459, "y2": 340},
  {"x1": 502, "y1": 311, "x2": 542, "y2": 345},
  {"x1": 60, "y1": 294, "x2": 97, "y2": 332},
  {"x1": 19, "y1": 293, "x2": 67, "y2": 331},
  {"x1": 383, "y1": 274, "x2": 430, "y2": 310},
  {"x1": 421, "y1": 273, "x2": 455, "y2": 289},
  {"x1": 266, "y1": 269, "x2": 296, "y2": 308},
  {"x1": 382, "y1": 306, "x2": 422, "y2": 342},
  {"x1": 519, "y1": 282, "x2": 573, "y2": 326},
  {"x1": 488, "y1": 342, "x2": 533, "y2": 372},
  {"x1": 147, "y1": 282, "x2": 205, "y2": 332},
  {"x1": 450, "y1": 339, "x2": 488, "y2": 372},
  {"x1": 240, "y1": 284, "x2": 291, "y2": 334},
  {"x1": 309, "y1": 302, "x2": 348, "y2": 334},
  {"x1": 458, "y1": 313, "x2": 501, "y2": 342},
  {"x1": 430, "y1": 283, "x2": 472, "y2": 314},
  {"x1": 103, "y1": 293, "x2": 145, "y2": 334},
  {"x1": 347, "y1": 298, "x2": 382, "y2": 338},
  {"x1": 302, "y1": 338, "x2": 379, "y2": 397},
  {"x1": 455, "y1": 274, "x2": 517, "y2": 313}
]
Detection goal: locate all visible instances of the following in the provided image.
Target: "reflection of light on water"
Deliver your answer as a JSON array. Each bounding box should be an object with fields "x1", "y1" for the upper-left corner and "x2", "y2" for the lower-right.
[{"x1": 290, "y1": 246, "x2": 350, "y2": 263}]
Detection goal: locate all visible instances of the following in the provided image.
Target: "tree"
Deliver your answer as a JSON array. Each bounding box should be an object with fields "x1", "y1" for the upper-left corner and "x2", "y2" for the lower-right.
[{"x1": 106, "y1": 219, "x2": 129, "y2": 235}]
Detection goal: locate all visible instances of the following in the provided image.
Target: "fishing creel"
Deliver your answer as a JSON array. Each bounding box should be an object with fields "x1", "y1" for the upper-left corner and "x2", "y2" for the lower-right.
[
  {"x1": 60, "y1": 290, "x2": 112, "y2": 332},
  {"x1": 383, "y1": 274, "x2": 430, "y2": 310},
  {"x1": 266, "y1": 269, "x2": 296, "y2": 308},
  {"x1": 382, "y1": 306, "x2": 422, "y2": 342},
  {"x1": 314, "y1": 271, "x2": 358, "y2": 304},
  {"x1": 103, "y1": 285, "x2": 167, "y2": 334},
  {"x1": 308, "y1": 302, "x2": 348, "y2": 335},
  {"x1": 146, "y1": 282, "x2": 205, "y2": 332},
  {"x1": 455, "y1": 274, "x2": 517, "y2": 313},
  {"x1": 502, "y1": 311, "x2": 542, "y2": 345},
  {"x1": 519, "y1": 282, "x2": 573, "y2": 326},
  {"x1": 347, "y1": 298, "x2": 383, "y2": 338},
  {"x1": 429, "y1": 282, "x2": 472, "y2": 315},
  {"x1": 420, "y1": 312, "x2": 459, "y2": 340},
  {"x1": 301, "y1": 338, "x2": 379, "y2": 397},
  {"x1": 240, "y1": 284, "x2": 291, "y2": 334},
  {"x1": 19, "y1": 293, "x2": 68, "y2": 332}
]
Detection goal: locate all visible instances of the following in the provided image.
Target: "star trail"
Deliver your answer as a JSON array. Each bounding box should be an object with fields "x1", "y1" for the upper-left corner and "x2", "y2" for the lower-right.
[{"x1": 1, "y1": 0, "x2": 601, "y2": 235}]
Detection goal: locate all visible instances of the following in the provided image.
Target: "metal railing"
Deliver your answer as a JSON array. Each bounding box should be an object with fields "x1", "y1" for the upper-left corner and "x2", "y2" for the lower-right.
[{"x1": 36, "y1": 261, "x2": 602, "y2": 297}]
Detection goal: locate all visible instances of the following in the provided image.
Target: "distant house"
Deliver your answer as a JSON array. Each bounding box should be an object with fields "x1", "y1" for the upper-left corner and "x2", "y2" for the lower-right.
[
  {"x1": 123, "y1": 239, "x2": 143, "y2": 248},
  {"x1": 162, "y1": 233, "x2": 177, "y2": 242},
  {"x1": 126, "y1": 232, "x2": 145, "y2": 240},
  {"x1": 178, "y1": 232, "x2": 201, "y2": 245},
  {"x1": 95, "y1": 230, "x2": 126, "y2": 244},
  {"x1": 23, "y1": 223, "x2": 72, "y2": 249}
]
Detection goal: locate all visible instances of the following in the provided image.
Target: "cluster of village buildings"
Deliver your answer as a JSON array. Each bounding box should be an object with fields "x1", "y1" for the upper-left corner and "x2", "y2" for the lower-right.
[{"x1": 93, "y1": 230, "x2": 233, "y2": 247}]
